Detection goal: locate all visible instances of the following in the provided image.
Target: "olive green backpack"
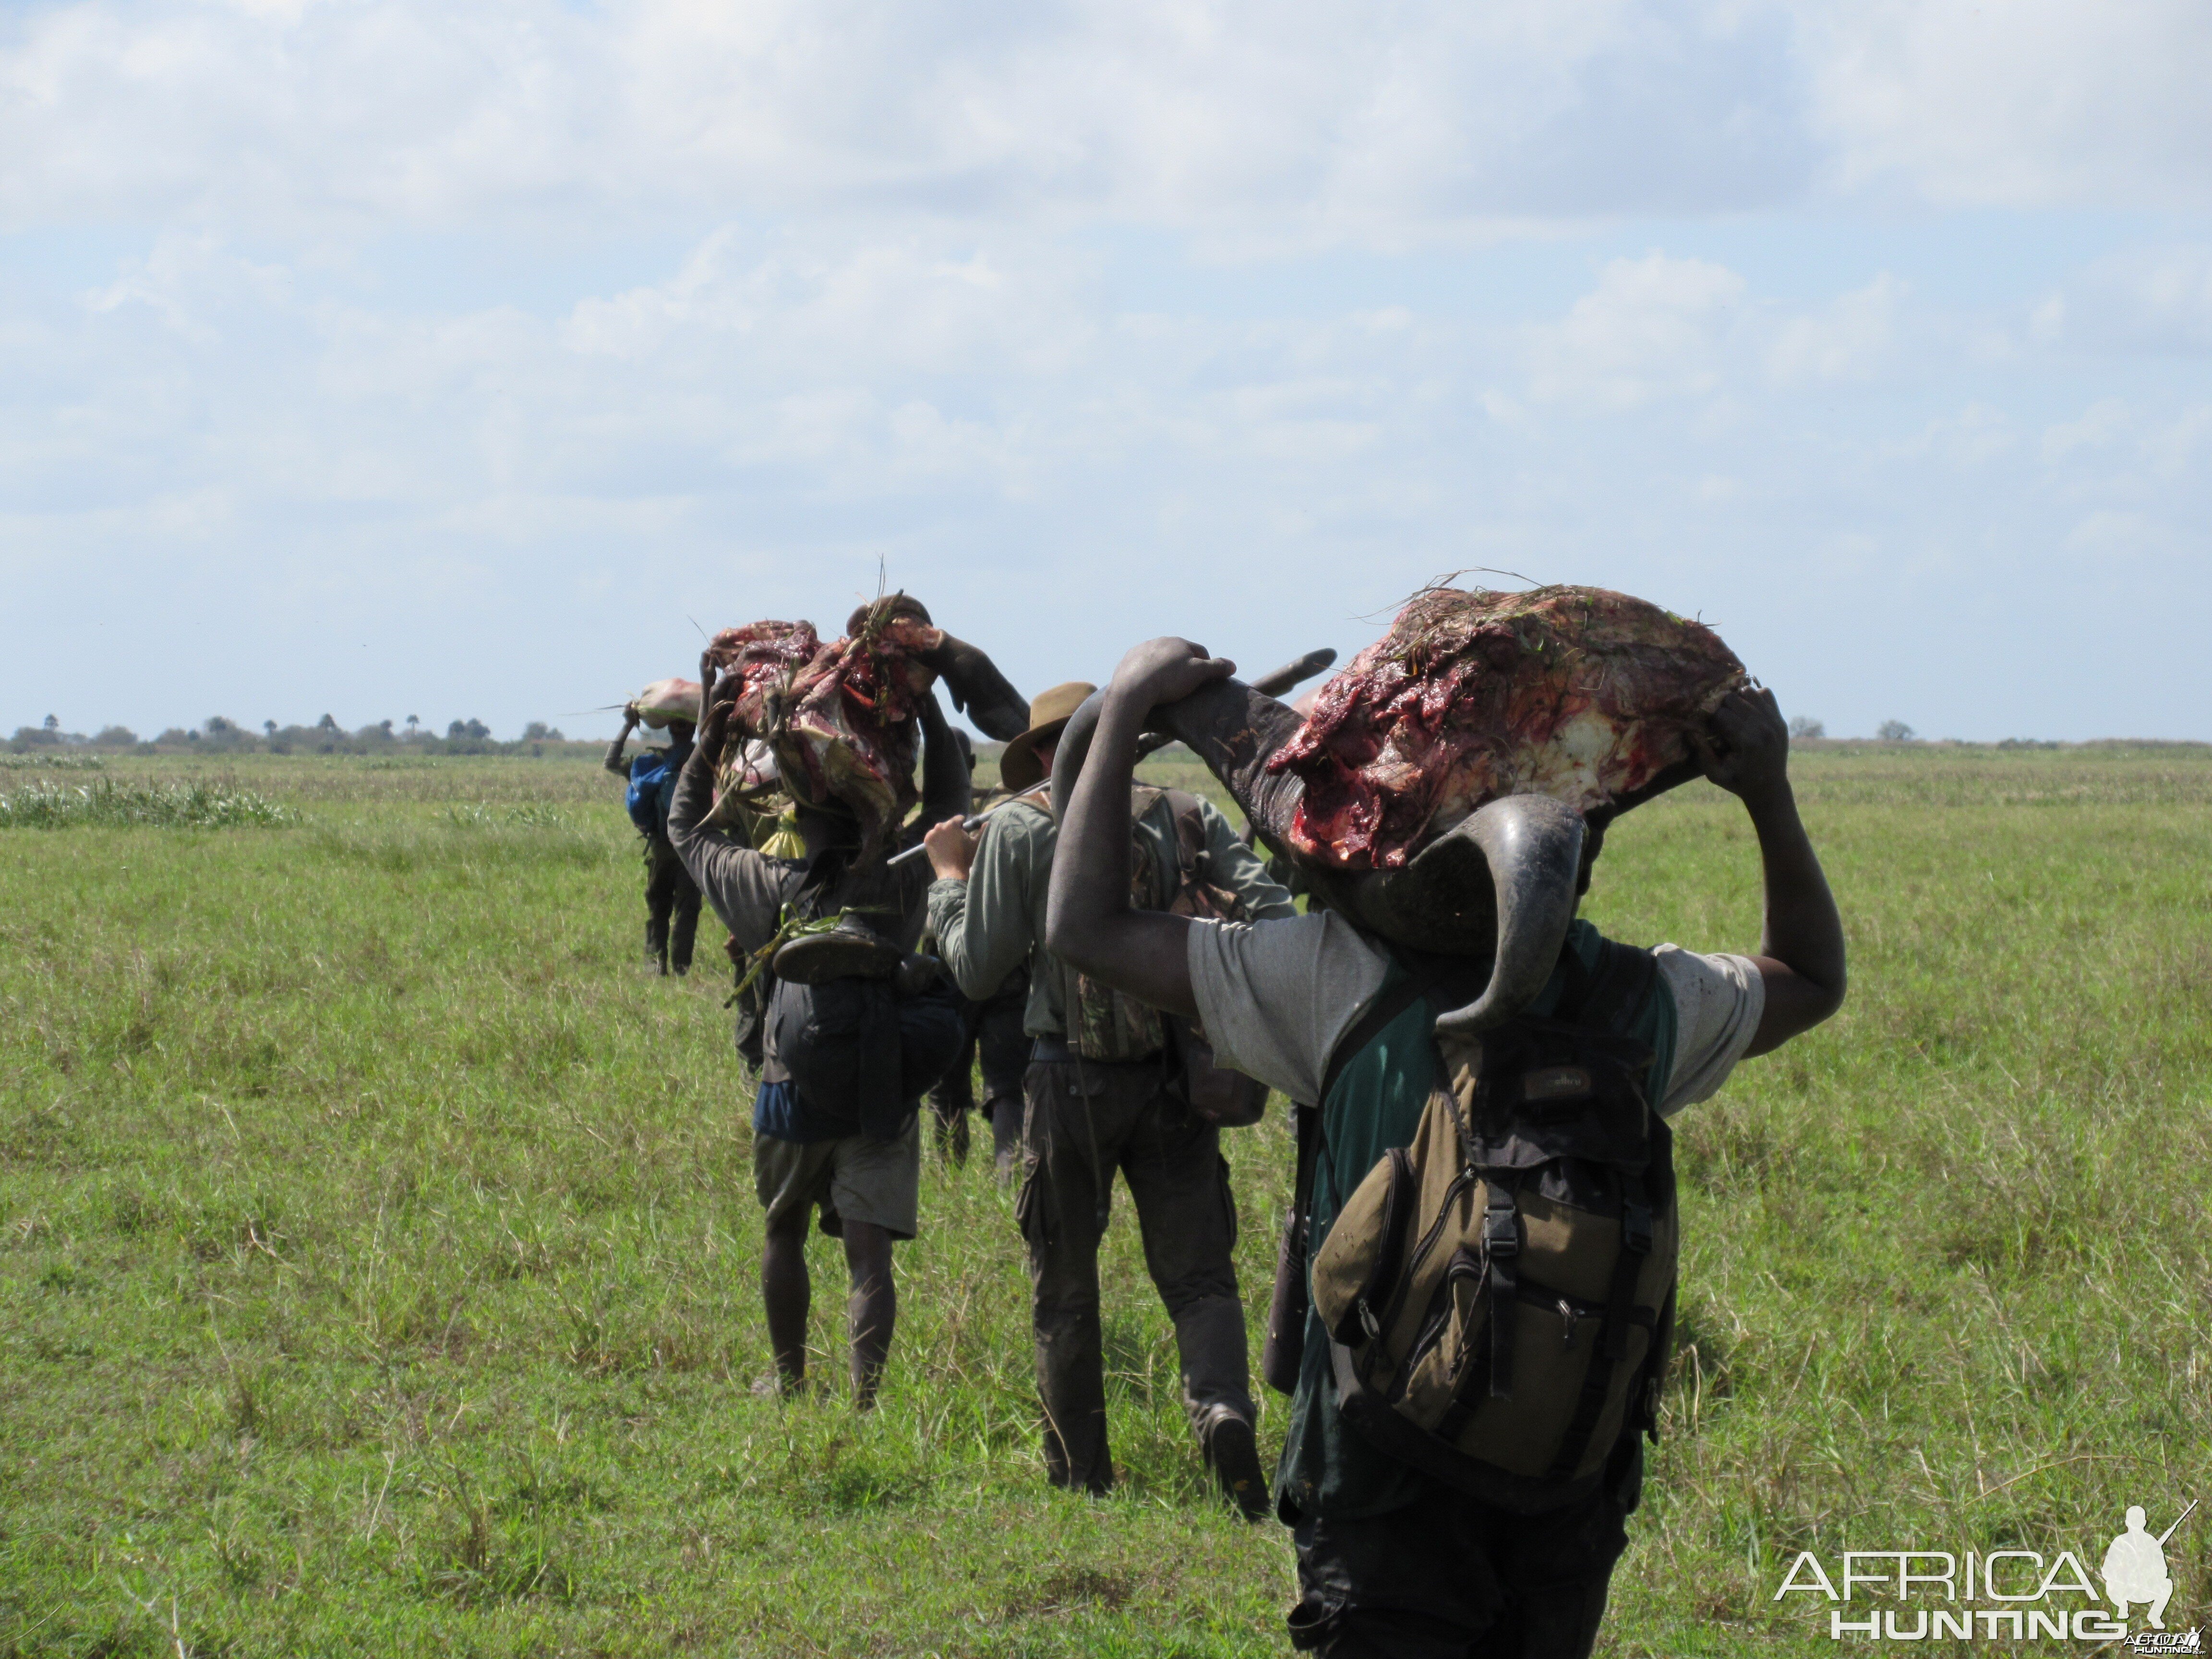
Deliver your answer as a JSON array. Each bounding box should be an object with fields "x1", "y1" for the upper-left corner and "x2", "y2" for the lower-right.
[{"x1": 1309, "y1": 941, "x2": 1678, "y2": 1513}]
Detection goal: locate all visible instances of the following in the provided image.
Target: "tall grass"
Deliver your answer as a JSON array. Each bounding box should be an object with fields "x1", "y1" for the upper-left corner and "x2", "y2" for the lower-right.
[{"x1": 0, "y1": 776, "x2": 299, "y2": 829}]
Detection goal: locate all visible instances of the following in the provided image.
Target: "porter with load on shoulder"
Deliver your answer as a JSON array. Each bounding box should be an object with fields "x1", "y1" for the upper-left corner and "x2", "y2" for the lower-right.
[{"x1": 1044, "y1": 589, "x2": 1846, "y2": 1659}]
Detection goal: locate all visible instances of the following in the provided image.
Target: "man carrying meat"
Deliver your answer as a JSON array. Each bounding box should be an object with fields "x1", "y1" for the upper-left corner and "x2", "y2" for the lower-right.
[
  {"x1": 669, "y1": 659, "x2": 970, "y2": 1408},
  {"x1": 605, "y1": 704, "x2": 703, "y2": 976},
  {"x1": 1046, "y1": 638, "x2": 1846, "y2": 1657},
  {"x1": 920, "y1": 681, "x2": 1298, "y2": 1518}
]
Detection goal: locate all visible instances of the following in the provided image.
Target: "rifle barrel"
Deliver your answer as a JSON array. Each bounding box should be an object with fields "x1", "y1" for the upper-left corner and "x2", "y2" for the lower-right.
[
  {"x1": 886, "y1": 781, "x2": 1050, "y2": 866},
  {"x1": 2157, "y1": 1498, "x2": 2198, "y2": 1547}
]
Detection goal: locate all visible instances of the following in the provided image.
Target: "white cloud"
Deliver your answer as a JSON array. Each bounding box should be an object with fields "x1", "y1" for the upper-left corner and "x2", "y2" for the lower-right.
[
  {"x1": 2064, "y1": 508, "x2": 2182, "y2": 561},
  {"x1": 1527, "y1": 252, "x2": 1745, "y2": 409},
  {"x1": 1765, "y1": 272, "x2": 1903, "y2": 385},
  {"x1": 2043, "y1": 246, "x2": 2212, "y2": 356},
  {"x1": 1884, "y1": 402, "x2": 2014, "y2": 469},
  {"x1": 2141, "y1": 403, "x2": 2212, "y2": 479},
  {"x1": 5, "y1": 0, "x2": 2200, "y2": 241},
  {"x1": 2041, "y1": 398, "x2": 2129, "y2": 464},
  {"x1": 0, "y1": 0, "x2": 1790, "y2": 236},
  {"x1": 1800, "y1": 0, "x2": 2212, "y2": 209}
]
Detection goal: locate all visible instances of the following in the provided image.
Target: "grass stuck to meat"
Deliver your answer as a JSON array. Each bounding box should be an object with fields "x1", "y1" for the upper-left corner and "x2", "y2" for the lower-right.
[{"x1": 2, "y1": 745, "x2": 2210, "y2": 1655}]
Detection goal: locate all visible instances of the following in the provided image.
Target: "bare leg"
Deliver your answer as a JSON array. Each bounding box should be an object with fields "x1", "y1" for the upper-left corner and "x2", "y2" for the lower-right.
[
  {"x1": 761, "y1": 1212, "x2": 812, "y2": 1393},
  {"x1": 842, "y1": 1221, "x2": 897, "y2": 1409}
]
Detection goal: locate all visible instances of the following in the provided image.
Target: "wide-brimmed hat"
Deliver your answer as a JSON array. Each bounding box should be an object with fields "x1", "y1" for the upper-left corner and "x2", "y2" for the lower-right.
[{"x1": 997, "y1": 681, "x2": 1097, "y2": 793}]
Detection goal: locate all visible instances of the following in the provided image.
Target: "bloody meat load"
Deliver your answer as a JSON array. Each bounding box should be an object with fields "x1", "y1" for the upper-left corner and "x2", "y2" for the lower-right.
[
  {"x1": 706, "y1": 599, "x2": 949, "y2": 852},
  {"x1": 1269, "y1": 584, "x2": 1746, "y2": 870}
]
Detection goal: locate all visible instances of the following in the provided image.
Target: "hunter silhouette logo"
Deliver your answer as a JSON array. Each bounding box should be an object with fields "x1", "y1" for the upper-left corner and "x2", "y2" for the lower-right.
[{"x1": 2105, "y1": 1501, "x2": 2190, "y2": 1629}]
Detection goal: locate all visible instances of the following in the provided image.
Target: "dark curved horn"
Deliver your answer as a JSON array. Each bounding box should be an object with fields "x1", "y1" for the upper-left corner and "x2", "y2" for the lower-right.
[
  {"x1": 914, "y1": 633, "x2": 1029, "y2": 742},
  {"x1": 1248, "y1": 647, "x2": 1336, "y2": 699},
  {"x1": 1428, "y1": 795, "x2": 1585, "y2": 1038},
  {"x1": 1051, "y1": 680, "x2": 1307, "y2": 849}
]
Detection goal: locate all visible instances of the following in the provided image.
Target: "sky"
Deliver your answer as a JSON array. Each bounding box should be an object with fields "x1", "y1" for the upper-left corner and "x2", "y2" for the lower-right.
[{"x1": 3, "y1": 0, "x2": 2209, "y2": 742}]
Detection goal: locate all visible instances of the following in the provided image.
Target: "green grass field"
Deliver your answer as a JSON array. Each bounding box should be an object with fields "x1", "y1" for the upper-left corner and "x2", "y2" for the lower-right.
[{"x1": 3, "y1": 745, "x2": 2209, "y2": 1656}]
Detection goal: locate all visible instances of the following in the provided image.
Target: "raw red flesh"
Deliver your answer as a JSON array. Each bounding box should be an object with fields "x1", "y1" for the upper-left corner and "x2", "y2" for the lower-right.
[
  {"x1": 1269, "y1": 585, "x2": 1746, "y2": 870},
  {"x1": 707, "y1": 610, "x2": 947, "y2": 846}
]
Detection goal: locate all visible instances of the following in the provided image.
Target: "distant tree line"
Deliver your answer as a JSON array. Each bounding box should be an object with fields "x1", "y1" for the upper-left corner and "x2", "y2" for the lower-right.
[{"x1": 8, "y1": 712, "x2": 589, "y2": 757}]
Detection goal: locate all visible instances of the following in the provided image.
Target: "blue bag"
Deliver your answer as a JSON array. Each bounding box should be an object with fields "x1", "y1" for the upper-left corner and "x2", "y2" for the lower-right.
[{"x1": 625, "y1": 751, "x2": 673, "y2": 833}]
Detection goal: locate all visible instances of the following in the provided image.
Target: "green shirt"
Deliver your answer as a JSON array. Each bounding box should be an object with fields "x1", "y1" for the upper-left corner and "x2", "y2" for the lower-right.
[
  {"x1": 926, "y1": 790, "x2": 1297, "y2": 1036},
  {"x1": 1279, "y1": 918, "x2": 1681, "y2": 1520}
]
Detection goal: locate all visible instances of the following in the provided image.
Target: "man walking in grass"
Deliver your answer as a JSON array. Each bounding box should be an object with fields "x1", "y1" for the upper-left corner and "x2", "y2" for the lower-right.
[
  {"x1": 604, "y1": 703, "x2": 703, "y2": 976},
  {"x1": 669, "y1": 661, "x2": 969, "y2": 1407},
  {"x1": 921, "y1": 681, "x2": 1296, "y2": 1516},
  {"x1": 1047, "y1": 639, "x2": 1845, "y2": 1656}
]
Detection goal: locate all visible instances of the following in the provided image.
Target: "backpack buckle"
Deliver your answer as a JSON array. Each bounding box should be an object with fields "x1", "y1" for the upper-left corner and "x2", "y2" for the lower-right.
[
  {"x1": 1622, "y1": 1202, "x2": 1653, "y2": 1255},
  {"x1": 1482, "y1": 1192, "x2": 1518, "y2": 1261}
]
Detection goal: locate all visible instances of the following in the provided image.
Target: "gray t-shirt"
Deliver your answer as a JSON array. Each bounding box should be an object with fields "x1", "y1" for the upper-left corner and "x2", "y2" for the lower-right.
[{"x1": 1186, "y1": 909, "x2": 1765, "y2": 1111}]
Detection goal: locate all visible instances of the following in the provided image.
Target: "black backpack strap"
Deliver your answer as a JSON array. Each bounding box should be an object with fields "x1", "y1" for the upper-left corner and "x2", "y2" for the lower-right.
[
  {"x1": 1290, "y1": 1099, "x2": 1322, "y2": 1225},
  {"x1": 1580, "y1": 939, "x2": 1659, "y2": 1038},
  {"x1": 1260, "y1": 1101, "x2": 1322, "y2": 1396},
  {"x1": 1481, "y1": 1175, "x2": 1521, "y2": 1400},
  {"x1": 1635, "y1": 1279, "x2": 1679, "y2": 1442}
]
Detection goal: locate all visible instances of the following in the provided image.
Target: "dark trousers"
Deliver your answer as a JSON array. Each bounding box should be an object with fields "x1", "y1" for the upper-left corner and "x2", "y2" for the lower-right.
[
  {"x1": 927, "y1": 978, "x2": 1029, "y2": 1164},
  {"x1": 1017, "y1": 1052, "x2": 1254, "y2": 1494},
  {"x1": 1287, "y1": 1441, "x2": 1643, "y2": 1659},
  {"x1": 643, "y1": 832, "x2": 701, "y2": 975}
]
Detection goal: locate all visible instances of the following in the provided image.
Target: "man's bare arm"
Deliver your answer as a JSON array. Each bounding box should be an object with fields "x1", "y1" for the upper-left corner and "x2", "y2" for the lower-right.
[
  {"x1": 666, "y1": 657, "x2": 794, "y2": 948},
  {"x1": 1695, "y1": 687, "x2": 1847, "y2": 1056},
  {"x1": 914, "y1": 691, "x2": 971, "y2": 830},
  {"x1": 603, "y1": 705, "x2": 639, "y2": 777},
  {"x1": 1044, "y1": 638, "x2": 1235, "y2": 1018}
]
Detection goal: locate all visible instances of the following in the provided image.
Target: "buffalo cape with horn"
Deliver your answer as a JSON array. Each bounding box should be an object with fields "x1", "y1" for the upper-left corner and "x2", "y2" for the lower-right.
[
  {"x1": 708, "y1": 593, "x2": 1029, "y2": 859},
  {"x1": 1053, "y1": 585, "x2": 1747, "y2": 1037}
]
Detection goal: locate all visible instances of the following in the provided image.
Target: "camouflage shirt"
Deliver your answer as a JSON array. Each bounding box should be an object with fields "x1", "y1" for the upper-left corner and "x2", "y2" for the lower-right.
[{"x1": 926, "y1": 789, "x2": 1297, "y2": 1039}]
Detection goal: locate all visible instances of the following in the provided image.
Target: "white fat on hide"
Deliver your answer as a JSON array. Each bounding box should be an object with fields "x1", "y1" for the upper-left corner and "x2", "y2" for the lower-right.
[{"x1": 1429, "y1": 708, "x2": 1648, "y2": 835}]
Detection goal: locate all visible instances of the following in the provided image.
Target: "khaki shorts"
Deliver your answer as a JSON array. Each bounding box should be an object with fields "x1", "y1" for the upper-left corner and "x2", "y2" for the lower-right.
[{"x1": 754, "y1": 1117, "x2": 922, "y2": 1240}]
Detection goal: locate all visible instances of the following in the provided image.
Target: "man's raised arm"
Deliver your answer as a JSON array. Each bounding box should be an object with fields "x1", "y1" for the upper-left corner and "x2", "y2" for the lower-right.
[
  {"x1": 1695, "y1": 686, "x2": 1847, "y2": 1056},
  {"x1": 667, "y1": 653, "x2": 788, "y2": 950},
  {"x1": 603, "y1": 705, "x2": 639, "y2": 777},
  {"x1": 1044, "y1": 638, "x2": 1236, "y2": 1019},
  {"x1": 914, "y1": 689, "x2": 972, "y2": 831}
]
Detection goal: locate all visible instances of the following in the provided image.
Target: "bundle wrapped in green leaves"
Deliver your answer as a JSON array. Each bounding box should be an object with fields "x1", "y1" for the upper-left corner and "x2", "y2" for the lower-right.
[{"x1": 706, "y1": 596, "x2": 1028, "y2": 857}]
